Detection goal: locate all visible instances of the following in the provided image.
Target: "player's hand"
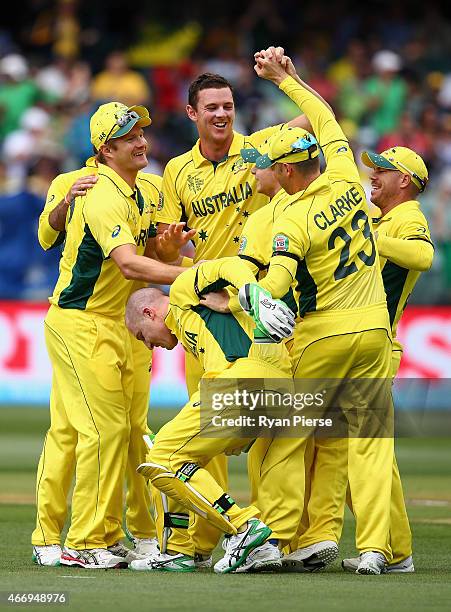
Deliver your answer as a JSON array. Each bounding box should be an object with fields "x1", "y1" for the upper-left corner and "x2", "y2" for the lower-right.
[
  {"x1": 238, "y1": 283, "x2": 296, "y2": 343},
  {"x1": 157, "y1": 222, "x2": 196, "y2": 250},
  {"x1": 65, "y1": 174, "x2": 98, "y2": 203},
  {"x1": 254, "y1": 46, "x2": 285, "y2": 62},
  {"x1": 254, "y1": 51, "x2": 289, "y2": 85},
  {"x1": 199, "y1": 290, "x2": 231, "y2": 313}
]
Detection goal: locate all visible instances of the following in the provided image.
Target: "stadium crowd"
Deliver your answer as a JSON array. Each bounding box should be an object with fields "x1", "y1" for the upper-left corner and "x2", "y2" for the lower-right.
[{"x1": 0, "y1": 2, "x2": 450, "y2": 302}]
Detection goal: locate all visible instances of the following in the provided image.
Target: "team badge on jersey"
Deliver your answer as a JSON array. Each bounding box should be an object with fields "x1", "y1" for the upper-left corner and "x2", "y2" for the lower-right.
[
  {"x1": 231, "y1": 158, "x2": 247, "y2": 174},
  {"x1": 273, "y1": 233, "x2": 289, "y2": 252},
  {"x1": 238, "y1": 236, "x2": 247, "y2": 254},
  {"x1": 112, "y1": 225, "x2": 121, "y2": 237}
]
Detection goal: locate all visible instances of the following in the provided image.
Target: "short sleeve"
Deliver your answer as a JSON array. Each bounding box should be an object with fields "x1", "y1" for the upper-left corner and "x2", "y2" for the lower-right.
[{"x1": 84, "y1": 195, "x2": 135, "y2": 258}]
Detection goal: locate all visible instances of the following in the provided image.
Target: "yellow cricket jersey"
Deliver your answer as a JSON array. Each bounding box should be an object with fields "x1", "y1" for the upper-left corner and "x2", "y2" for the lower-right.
[
  {"x1": 374, "y1": 200, "x2": 433, "y2": 341},
  {"x1": 165, "y1": 258, "x2": 292, "y2": 377},
  {"x1": 237, "y1": 188, "x2": 299, "y2": 316},
  {"x1": 260, "y1": 76, "x2": 388, "y2": 335},
  {"x1": 49, "y1": 163, "x2": 160, "y2": 318},
  {"x1": 159, "y1": 126, "x2": 286, "y2": 262},
  {"x1": 38, "y1": 157, "x2": 162, "y2": 252}
]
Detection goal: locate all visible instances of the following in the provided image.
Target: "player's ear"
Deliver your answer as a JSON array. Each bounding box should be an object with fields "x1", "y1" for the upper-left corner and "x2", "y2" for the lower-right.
[
  {"x1": 143, "y1": 307, "x2": 156, "y2": 320},
  {"x1": 100, "y1": 143, "x2": 114, "y2": 160},
  {"x1": 186, "y1": 104, "x2": 197, "y2": 122}
]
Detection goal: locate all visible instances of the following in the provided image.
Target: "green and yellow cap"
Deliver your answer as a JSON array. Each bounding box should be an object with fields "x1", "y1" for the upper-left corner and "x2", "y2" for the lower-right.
[
  {"x1": 249, "y1": 127, "x2": 319, "y2": 169},
  {"x1": 90, "y1": 102, "x2": 151, "y2": 150},
  {"x1": 361, "y1": 146, "x2": 428, "y2": 192}
]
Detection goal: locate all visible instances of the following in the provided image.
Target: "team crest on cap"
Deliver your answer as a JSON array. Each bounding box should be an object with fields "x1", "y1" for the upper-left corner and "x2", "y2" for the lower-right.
[{"x1": 273, "y1": 234, "x2": 289, "y2": 252}]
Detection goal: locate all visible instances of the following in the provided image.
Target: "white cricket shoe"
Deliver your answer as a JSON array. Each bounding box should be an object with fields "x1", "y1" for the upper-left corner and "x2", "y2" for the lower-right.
[
  {"x1": 213, "y1": 518, "x2": 272, "y2": 574},
  {"x1": 342, "y1": 554, "x2": 414, "y2": 573},
  {"x1": 130, "y1": 551, "x2": 195, "y2": 572},
  {"x1": 32, "y1": 545, "x2": 62, "y2": 567},
  {"x1": 132, "y1": 537, "x2": 159, "y2": 559},
  {"x1": 234, "y1": 541, "x2": 282, "y2": 573},
  {"x1": 194, "y1": 553, "x2": 212, "y2": 568},
  {"x1": 356, "y1": 551, "x2": 387, "y2": 575},
  {"x1": 60, "y1": 547, "x2": 127, "y2": 569},
  {"x1": 107, "y1": 542, "x2": 140, "y2": 563},
  {"x1": 282, "y1": 540, "x2": 338, "y2": 572}
]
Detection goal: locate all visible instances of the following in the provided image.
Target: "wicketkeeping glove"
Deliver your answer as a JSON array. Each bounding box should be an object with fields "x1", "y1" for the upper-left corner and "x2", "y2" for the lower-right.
[{"x1": 238, "y1": 283, "x2": 296, "y2": 343}]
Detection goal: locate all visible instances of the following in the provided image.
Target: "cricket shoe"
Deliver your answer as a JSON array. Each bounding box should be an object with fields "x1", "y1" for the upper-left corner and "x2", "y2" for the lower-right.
[
  {"x1": 281, "y1": 540, "x2": 339, "y2": 573},
  {"x1": 233, "y1": 541, "x2": 282, "y2": 573},
  {"x1": 32, "y1": 544, "x2": 62, "y2": 567},
  {"x1": 342, "y1": 554, "x2": 414, "y2": 574},
  {"x1": 60, "y1": 547, "x2": 127, "y2": 569},
  {"x1": 213, "y1": 518, "x2": 272, "y2": 574},
  {"x1": 125, "y1": 527, "x2": 160, "y2": 559},
  {"x1": 194, "y1": 553, "x2": 212, "y2": 568},
  {"x1": 130, "y1": 551, "x2": 195, "y2": 572},
  {"x1": 107, "y1": 542, "x2": 140, "y2": 563},
  {"x1": 356, "y1": 551, "x2": 387, "y2": 575}
]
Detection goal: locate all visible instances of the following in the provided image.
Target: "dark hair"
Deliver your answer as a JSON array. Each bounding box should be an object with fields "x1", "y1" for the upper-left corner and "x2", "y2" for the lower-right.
[
  {"x1": 188, "y1": 73, "x2": 234, "y2": 108},
  {"x1": 291, "y1": 157, "x2": 320, "y2": 176}
]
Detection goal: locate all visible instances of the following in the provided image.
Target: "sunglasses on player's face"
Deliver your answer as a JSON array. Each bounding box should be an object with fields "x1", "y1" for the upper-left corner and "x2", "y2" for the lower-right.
[{"x1": 104, "y1": 110, "x2": 141, "y2": 143}]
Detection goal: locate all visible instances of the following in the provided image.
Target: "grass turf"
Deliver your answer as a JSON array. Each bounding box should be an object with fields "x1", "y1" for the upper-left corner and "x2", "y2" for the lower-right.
[{"x1": 0, "y1": 408, "x2": 450, "y2": 612}]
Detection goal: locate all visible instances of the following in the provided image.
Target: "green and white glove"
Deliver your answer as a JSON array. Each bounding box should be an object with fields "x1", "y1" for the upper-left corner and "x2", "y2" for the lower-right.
[{"x1": 238, "y1": 283, "x2": 296, "y2": 343}]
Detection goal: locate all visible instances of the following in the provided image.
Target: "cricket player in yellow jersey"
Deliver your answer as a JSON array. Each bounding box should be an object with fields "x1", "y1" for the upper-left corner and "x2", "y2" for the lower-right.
[
  {"x1": 157, "y1": 72, "x2": 311, "y2": 559},
  {"x1": 38, "y1": 101, "x2": 192, "y2": 569},
  {"x1": 32, "y1": 162, "x2": 166, "y2": 566},
  {"x1": 236, "y1": 48, "x2": 395, "y2": 575},
  {"x1": 341, "y1": 146, "x2": 433, "y2": 573},
  {"x1": 124, "y1": 258, "x2": 307, "y2": 573}
]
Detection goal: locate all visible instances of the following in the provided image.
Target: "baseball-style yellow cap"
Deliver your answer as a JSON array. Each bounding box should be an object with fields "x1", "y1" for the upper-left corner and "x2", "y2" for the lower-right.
[
  {"x1": 249, "y1": 127, "x2": 319, "y2": 169},
  {"x1": 361, "y1": 146, "x2": 428, "y2": 192},
  {"x1": 240, "y1": 138, "x2": 271, "y2": 164},
  {"x1": 90, "y1": 102, "x2": 151, "y2": 150}
]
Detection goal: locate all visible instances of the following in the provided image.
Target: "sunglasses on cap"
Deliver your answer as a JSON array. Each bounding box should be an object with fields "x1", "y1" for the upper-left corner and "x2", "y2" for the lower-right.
[
  {"x1": 270, "y1": 135, "x2": 318, "y2": 164},
  {"x1": 104, "y1": 110, "x2": 141, "y2": 143},
  {"x1": 390, "y1": 158, "x2": 428, "y2": 193}
]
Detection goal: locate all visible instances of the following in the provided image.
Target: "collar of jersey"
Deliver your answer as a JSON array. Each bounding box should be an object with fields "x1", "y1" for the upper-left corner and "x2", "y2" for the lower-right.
[
  {"x1": 96, "y1": 162, "x2": 135, "y2": 197},
  {"x1": 379, "y1": 199, "x2": 420, "y2": 222},
  {"x1": 192, "y1": 132, "x2": 246, "y2": 168},
  {"x1": 85, "y1": 156, "x2": 98, "y2": 168}
]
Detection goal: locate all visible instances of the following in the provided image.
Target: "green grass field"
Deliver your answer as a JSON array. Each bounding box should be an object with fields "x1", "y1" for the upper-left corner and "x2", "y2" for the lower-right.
[{"x1": 0, "y1": 408, "x2": 450, "y2": 612}]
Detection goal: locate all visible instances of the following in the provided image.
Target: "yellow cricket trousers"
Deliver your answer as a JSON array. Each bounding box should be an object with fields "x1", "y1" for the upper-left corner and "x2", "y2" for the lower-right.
[
  {"x1": 290, "y1": 320, "x2": 394, "y2": 560},
  {"x1": 345, "y1": 347, "x2": 412, "y2": 563},
  {"x1": 148, "y1": 358, "x2": 304, "y2": 537},
  {"x1": 153, "y1": 351, "x2": 228, "y2": 556},
  {"x1": 39, "y1": 305, "x2": 133, "y2": 549},
  {"x1": 32, "y1": 329, "x2": 155, "y2": 546}
]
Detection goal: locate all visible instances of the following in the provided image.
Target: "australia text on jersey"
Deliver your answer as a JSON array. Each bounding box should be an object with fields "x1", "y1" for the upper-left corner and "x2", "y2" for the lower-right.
[{"x1": 192, "y1": 182, "x2": 252, "y2": 217}]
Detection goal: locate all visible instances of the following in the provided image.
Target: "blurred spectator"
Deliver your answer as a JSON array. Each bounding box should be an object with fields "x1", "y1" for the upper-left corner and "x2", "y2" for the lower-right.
[
  {"x1": 378, "y1": 112, "x2": 433, "y2": 164},
  {"x1": 363, "y1": 50, "x2": 407, "y2": 140},
  {"x1": 91, "y1": 50, "x2": 151, "y2": 106},
  {"x1": 0, "y1": 54, "x2": 42, "y2": 140}
]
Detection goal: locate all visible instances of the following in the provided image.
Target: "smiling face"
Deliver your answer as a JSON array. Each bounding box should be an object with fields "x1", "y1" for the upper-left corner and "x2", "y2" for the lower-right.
[
  {"x1": 369, "y1": 167, "x2": 406, "y2": 208},
  {"x1": 186, "y1": 87, "x2": 235, "y2": 146},
  {"x1": 102, "y1": 124, "x2": 149, "y2": 173}
]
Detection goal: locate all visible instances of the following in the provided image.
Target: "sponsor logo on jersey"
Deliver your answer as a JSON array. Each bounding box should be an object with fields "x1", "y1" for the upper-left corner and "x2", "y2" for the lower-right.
[
  {"x1": 47, "y1": 194, "x2": 55, "y2": 204},
  {"x1": 336, "y1": 146, "x2": 348, "y2": 154},
  {"x1": 238, "y1": 236, "x2": 247, "y2": 254},
  {"x1": 192, "y1": 182, "x2": 253, "y2": 218},
  {"x1": 187, "y1": 174, "x2": 204, "y2": 195},
  {"x1": 112, "y1": 225, "x2": 121, "y2": 237},
  {"x1": 273, "y1": 234, "x2": 289, "y2": 252},
  {"x1": 158, "y1": 191, "x2": 164, "y2": 211}
]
